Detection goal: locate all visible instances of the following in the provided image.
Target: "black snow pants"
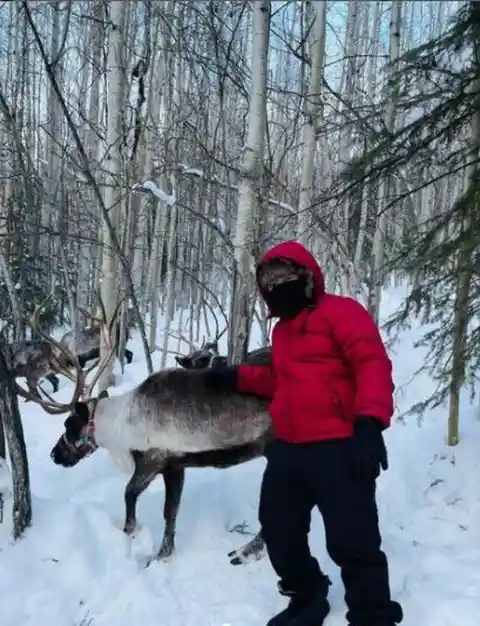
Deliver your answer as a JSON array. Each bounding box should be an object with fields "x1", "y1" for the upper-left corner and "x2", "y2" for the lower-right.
[{"x1": 259, "y1": 438, "x2": 403, "y2": 626}]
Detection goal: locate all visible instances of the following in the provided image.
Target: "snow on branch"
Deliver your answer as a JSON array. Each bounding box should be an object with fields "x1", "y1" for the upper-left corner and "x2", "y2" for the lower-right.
[
  {"x1": 178, "y1": 164, "x2": 204, "y2": 178},
  {"x1": 178, "y1": 162, "x2": 296, "y2": 214},
  {"x1": 132, "y1": 180, "x2": 176, "y2": 206}
]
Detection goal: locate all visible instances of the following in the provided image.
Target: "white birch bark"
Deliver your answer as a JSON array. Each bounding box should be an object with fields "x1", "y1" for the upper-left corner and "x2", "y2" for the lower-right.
[
  {"x1": 159, "y1": 0, "x2": 185, "y2": 363},
  {"x1": 131, "y1": 15, "x2": 161, "y2": 301},
  {"x1": 146, "y1": 178, "x2": 169, "y2": 351},
  {"x1": 77, "y1": 0, "x2": 104, "y2": 317},
  {"x1": 297, "y1": 1, "x2": 327, "y2": 245},
  {"x1": 160, "y1": 182, "x2": 178, "y2": 369},
  {"x1": 98, "y1": 0, "x2": 128, "y2": 391},
  {"x1": 230, "y1": 0, "x2": 270, "y2": 363},
  {"x1": 353, "y1": 0, "x2": 382, "y2": 273},
  {"x1": 335, "y1": 0, "x2": 361, "y2": 296},
  {"x1": 368, "y1": 0, "x2": 402, "y2": 323},
  {"x1": 45, "y1": 0, "x2": 62, "y2": 192},
  {"x1": 44, "y1": 0, "x2": 63, "y2": 289},
  {"x1": 145, "y1": 3, "x2": 177, "y2": 351}
]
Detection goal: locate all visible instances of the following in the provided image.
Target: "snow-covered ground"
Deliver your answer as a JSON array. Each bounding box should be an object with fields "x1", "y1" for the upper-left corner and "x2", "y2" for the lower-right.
[{"x1": 0, "y1": 285, "x2": 479, "y2": 626}]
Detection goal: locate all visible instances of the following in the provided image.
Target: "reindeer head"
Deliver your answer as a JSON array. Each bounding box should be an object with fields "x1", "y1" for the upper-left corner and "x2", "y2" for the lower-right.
[
  {"x1": 16, "y1": 297, "x2": 121, "y2": 468},
  {"x1": 50, "y1": 390, "x2": 109, "y2": 467},
  {"x1": 175, "y1": 340, "x2": 228, "y2": 370},
  {"x1": 50, "y1": 401, "x2": 94, "y2": 467},
  {"x1": 173, "y1": 304, "x2": 228, "y2": 370}
]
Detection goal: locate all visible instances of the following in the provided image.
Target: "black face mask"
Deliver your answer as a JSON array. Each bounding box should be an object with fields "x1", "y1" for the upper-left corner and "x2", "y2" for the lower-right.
[{"x1": 263, "y1": 278, "x2": 313, "y2": 320}]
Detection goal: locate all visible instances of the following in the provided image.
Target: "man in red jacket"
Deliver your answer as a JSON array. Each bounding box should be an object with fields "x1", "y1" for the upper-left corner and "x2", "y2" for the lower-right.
[{"x1": 205, "y1": 241, "x2": 403, "y2": 626}]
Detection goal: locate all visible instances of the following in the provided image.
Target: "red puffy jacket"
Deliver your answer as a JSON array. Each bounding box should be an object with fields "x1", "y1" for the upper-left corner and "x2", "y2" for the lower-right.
[{"x1": 237, "y1": 241, "x2": 394, "y2": 443}]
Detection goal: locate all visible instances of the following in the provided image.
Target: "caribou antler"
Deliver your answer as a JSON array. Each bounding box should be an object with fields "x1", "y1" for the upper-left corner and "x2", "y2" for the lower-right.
[
  {"x1": 16, "y1": 295, "x2": 123, "y2": 414},
  {"x1": 14, "y1": 300, "x2": 85, "y2": 414},
  {"x1": 77, "y1": 287, "x2": 111, "y2": 329},
  {"x1": 201, "y1": 298, "x2": 228, "y2": 348},
  {"x1": 167, "y1": 328, "x2": 198, "y2": 352},
  {"x1": 83, "y1": 297, "x2": 125, "y2": 399},
  {"x1": 199, "y1": 336, "x2": 220, "y2": 356},
  {"x1": 70, "y1": 293, "x2": 127, "y2": 399},
  {"x1": 199, "y1": 326, "x2": 228, "y2": 357}
]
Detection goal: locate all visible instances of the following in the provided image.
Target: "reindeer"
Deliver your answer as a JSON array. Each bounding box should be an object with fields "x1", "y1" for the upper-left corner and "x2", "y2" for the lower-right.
[
  {"x1": 175, "y1": 340, "x2": 271, "y2": 371},
  {"x1": 18, "y1": 305, "x2": 273, "y2": 568},
  {"x1": 11, "y1": 303, "x2": 135, "y2": 397},
  {"x1": 59, "y1": 306, "x2": 135, "y2": 369},
  {"x1": 175, "y1": 339, "x2": 272, "y2": 565},
  {"x1": 11, "y1": 340, "x2": 61, "y2": 394}
]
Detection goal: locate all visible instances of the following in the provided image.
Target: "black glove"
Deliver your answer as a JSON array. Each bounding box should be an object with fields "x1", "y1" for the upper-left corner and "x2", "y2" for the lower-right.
[
  {"x1": 351, "y1": 417, "x2": 388, "y2": 480},
  {"x1": 203, "y1": 366, "x2": 238, "y2": 393}
]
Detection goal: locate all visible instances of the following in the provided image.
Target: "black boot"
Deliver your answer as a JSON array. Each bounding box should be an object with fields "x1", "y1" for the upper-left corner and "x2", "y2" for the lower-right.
[
  {"x1": 267, "y1": 577, "x2": 331, "y2": 626},
  {"x1": 347, "y1": 600, "x2": 404, "y2": 626}
]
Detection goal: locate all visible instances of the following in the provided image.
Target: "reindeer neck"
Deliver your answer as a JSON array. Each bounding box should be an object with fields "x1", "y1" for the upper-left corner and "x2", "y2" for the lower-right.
[
  {"x1": 93, "y1": 390, "x2": 135, "y2": 448},
  {"x1": 91, "y1": 390, "x2": 137, "y2": 474}
]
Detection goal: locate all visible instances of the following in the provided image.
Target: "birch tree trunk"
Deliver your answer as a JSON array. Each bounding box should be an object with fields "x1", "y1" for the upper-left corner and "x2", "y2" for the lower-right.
[
  {"x1": 159, "y1": 0, "x2": 184, "y2": 364},
  {"x1": 130, "y1": 12, "x2": 157, "y2": 303},
  {"x1": 77, "y1": 0, "x2": 104, "y2": 316},
  {"x1": 353, "y1": 0, "x2": 382, "y2": 275},
  {"x1": 335, "y1": 0, "x2": 361, "y2": 296},
  {"x1": 160, "y1": 188, "x2": 178, "y2": 369},
  {"x1": 367, "y1": 0, "x2": 402, "y2": 323},
  {"x1": 143, "y1": 14, "x2": 169, "y2": 350},
  {"x1": 44, "y1": 0, "x2": 63, "y2": 281},
  {"x1": 146, "y1": 188, "x2": 169, "y2": 351},
  {"x1": 230, "y1": 0, "x2": 270, "y2": 363},
  {"x1": 297, "y1": 1, "x2": 327, "y2": 245},
  {"x1": 98, "y1": 1, "x2": 127, "y2": 390}
]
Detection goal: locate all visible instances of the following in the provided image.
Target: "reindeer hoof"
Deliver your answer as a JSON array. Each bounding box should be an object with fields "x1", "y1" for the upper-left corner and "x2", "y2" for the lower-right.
[
  {"x1": 141, "y1": 541, "x2": 175, "y2": 569},
  {"x1": 156, "y1": 538, "x2": 175, "y2": 560},
  {"x1": 228, "y1": 551, "x2": 244, "y2": 566},
  {"x1": 228, "y1": 548, "x2": 249, "y2": 566},
  {"x1": 157, "y1": 547, "x2": 174, "y2": 560},
  {"x1": 123, "y1": 521, "x2": 137, "y2": 536},
  {"x1": 228, "y1": 545, "x2": 266, "y2": 566}
]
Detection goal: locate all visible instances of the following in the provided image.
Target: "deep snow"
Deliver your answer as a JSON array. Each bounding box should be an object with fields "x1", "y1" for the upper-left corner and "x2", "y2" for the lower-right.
[{"x1": 0, "y1": 285, "x2": 479, "y2": 626}]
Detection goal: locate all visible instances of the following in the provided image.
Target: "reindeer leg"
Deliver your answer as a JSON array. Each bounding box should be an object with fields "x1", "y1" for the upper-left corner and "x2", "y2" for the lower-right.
[
  {"x1": 46, "y1": 373, "x2": 59, "y2": 393},
  {"x1": 123, "y1": 451, "x2": 160, "y2": 535},
  {"x1": 228, "y1": 529, "x2": 266, "y2": 566},
  {"x1": 156, "y1": 466, "x2": 185, "y2": 560}
]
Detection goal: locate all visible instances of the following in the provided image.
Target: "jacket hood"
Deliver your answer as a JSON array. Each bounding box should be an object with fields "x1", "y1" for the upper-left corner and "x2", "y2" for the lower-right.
[{"x1": 257, "y1": 240, "x2": 325, "y2": 296}]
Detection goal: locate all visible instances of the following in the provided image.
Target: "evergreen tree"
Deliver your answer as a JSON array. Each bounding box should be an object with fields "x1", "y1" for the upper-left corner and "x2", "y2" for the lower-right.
[{"x1": 341, "y1": 2, "x2": 480, "y2": 441}]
